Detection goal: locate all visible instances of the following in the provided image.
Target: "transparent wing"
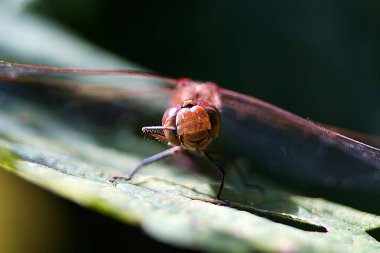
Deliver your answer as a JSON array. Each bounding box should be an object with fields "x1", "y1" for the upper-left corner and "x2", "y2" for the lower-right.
[
  {"x1": 0, "y1": 61, "x2": 177, "y2": 113},
  {"x1": 317, "y1": 123, "x2": 380, "y2": 149},
  {"x1": 218, "y1": 87, "x2": 380, "y2": 195}
]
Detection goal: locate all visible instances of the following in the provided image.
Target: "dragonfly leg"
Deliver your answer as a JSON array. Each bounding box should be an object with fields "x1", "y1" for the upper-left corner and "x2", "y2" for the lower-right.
[
  {"x1": 110, "y1": 146, "x2": 182, "y2": 184},
  {"x1": 229, "y1": 160, "x2": 264, "y2": 193},
  {"x1": 203, "y1": 152, "x2": 226, "y2": 200},
  {"x1": 207, "y1": 151, "x2": 264, "y2": 193}
]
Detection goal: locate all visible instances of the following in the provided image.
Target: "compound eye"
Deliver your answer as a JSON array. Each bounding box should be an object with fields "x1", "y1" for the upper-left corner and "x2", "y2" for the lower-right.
[
  {"x1": 162, "y1": 105, "x2": 181, "y2": 126},
  {"x1": 205, "y1": 105, "x2": 221, "y2": 140},
  {"x1": 162, "y1": 105, "x2": 181, "y2": 146}
]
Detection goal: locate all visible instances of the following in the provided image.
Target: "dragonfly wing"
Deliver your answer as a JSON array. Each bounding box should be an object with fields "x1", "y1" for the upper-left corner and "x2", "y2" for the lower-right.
[
  {"x1": 0, "y1": 62, "x2": 181, "y2": 140},
  {"x1": 317, "y1": 123, "x2": 380, "y2": 149},
  {"x1": 0, "y1": 61, "x2": 177, "y2": 113},
  {"x1": 218, "y1": 88, "x2": 380, "y2": 195}
]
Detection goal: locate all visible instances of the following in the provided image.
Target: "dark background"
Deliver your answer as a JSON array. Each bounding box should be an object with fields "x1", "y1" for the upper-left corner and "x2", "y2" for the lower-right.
[{"x1": 2, "y1": 1, "x2": 380, "y2": 252}]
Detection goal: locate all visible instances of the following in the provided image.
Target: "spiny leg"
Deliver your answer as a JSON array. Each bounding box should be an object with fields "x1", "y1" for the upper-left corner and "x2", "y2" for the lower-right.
[
  {"x1": 203, "y1": 151, "x2": 225, "y2": 200},
  {"x1": 142, "y1": 125, "x2": 175, "y2": 144},
  {"x1": 110, "y1": 146, "x2": 182, "y2": 184}
]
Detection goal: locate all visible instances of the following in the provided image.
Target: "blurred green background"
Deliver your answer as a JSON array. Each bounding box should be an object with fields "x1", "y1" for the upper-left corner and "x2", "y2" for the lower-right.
[{"x1": 0, "y1": 0, "x2": 379, "y2": 252}]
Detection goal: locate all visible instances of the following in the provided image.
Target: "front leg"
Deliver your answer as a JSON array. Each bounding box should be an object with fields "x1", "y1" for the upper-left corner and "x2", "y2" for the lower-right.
[{"x1": 110, "y1": 146, "x2": 182, "y2": 184}]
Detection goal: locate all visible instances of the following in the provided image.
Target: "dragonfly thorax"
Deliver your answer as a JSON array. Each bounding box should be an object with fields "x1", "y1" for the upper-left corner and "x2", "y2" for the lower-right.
[{"x1": 162, "y1": 99, "x2": 221, "y2": 151}]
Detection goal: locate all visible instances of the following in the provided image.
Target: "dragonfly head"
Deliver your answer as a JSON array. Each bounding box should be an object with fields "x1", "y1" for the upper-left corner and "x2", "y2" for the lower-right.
[{"x1": 162, "y1": 99, "x2": 221, "y2": 150}]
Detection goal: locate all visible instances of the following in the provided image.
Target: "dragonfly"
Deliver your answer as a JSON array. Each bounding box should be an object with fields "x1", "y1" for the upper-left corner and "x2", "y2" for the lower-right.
[{"x1": 0, "y1": 61, "x2": 380, "y2": 202}]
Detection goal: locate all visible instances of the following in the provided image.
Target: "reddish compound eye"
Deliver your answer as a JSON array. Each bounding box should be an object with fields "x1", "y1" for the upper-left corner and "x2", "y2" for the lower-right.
[
  {"x1": 162, "y1": 105, "x2": 181, "y2": 146},
  {"x1": 198, "y1": 101, "x2": 221, "y2": 140},
  {"x1": 162, "y1": 105, "x2": 181, "y2": 126},
  {"x1": 205, "y1": 105, "x2": 221, "y2": 140}
]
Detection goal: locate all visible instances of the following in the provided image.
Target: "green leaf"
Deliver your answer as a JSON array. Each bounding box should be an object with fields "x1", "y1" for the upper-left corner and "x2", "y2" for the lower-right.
[
  {"x1": 1, "y1": 92, "x2": 380, "y2": 253},
  {"x1": 0, "y1": 4, "x2": 380, "y2": 253}
]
